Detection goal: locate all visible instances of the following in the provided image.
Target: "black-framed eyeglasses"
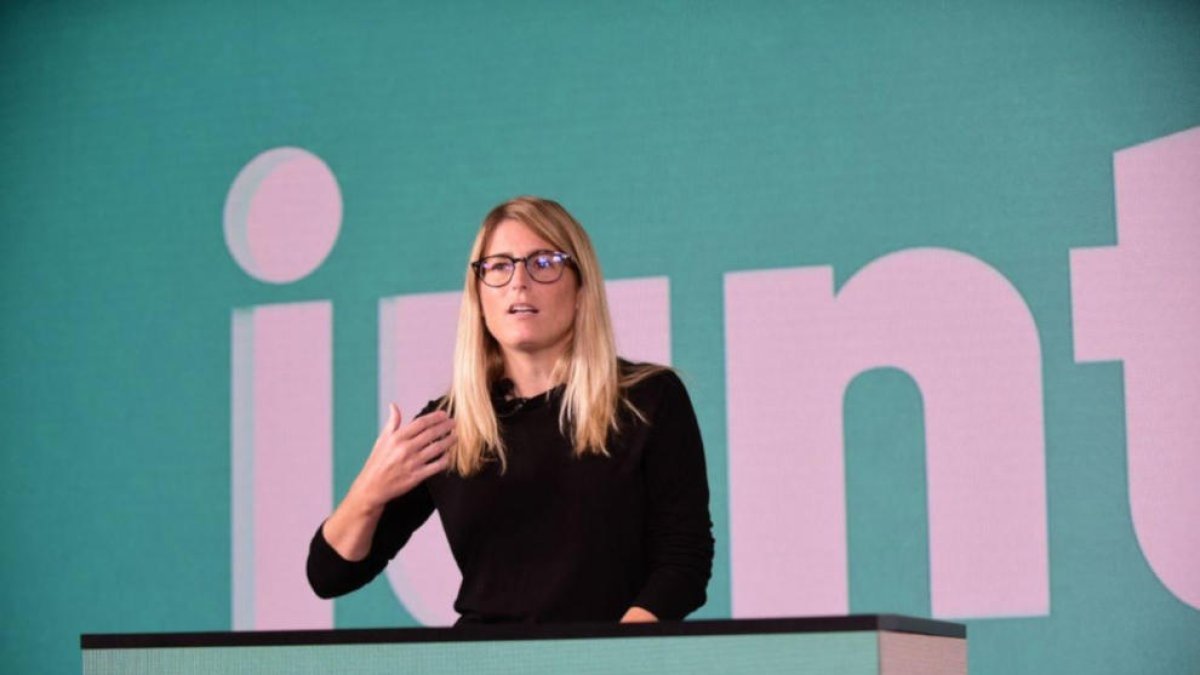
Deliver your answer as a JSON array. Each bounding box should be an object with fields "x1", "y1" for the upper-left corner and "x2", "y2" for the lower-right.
[{"x1": 471, "y1": 250, "x2": 574, "y2": 287}]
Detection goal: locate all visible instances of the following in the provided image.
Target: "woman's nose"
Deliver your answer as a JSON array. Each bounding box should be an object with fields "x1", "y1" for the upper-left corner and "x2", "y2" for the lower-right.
[{"x1": 509, "y1": 260, "x2": 531, "y2": 289}]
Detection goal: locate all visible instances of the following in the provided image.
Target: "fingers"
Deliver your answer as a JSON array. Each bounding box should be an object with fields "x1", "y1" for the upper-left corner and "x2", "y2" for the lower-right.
[
  {"x1": 377, "y1": 407, "x2": 454, "y2": 480},
  {"x1": 401, "y1": 431, "x2": 453, "y2": 490},
  {"x1": 415, "y1": 427, "x2": 456, "y2": 464},
  {"x1": 408, "y1": 415, "x2": 455, "y2": 451},
  {"x1": 416, "y1": 448, "x2": 451, "y2": 480},
  {"x1": 395, "y1": 409, "x2": 451, "y2": 441}
]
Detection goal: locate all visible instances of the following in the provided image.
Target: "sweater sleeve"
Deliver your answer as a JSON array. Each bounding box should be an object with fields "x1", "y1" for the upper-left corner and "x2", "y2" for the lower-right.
[
  {"x1": 307, "y1": 399, "x2": 447, "y2": 599},
  {"x1": 306, "y1": 484, "x2": 436, "y2": 599},
  {"x1": 632, "y1": 371, "x2": 715, "y2": 619}
]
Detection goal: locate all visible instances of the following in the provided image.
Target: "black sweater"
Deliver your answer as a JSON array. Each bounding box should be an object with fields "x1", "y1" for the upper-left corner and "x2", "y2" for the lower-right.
[{"x1": 306, "y1": 367, "x2": 714, "y2": 623}]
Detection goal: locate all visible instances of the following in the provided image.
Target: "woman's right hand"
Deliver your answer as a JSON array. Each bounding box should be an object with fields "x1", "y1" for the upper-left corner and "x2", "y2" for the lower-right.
[
  {"x1": 323, "y1": 404, "x2": 455, "y2": 561},
  {"x1": 347, "y1": 404, "x2": 456, "y2": 513}
]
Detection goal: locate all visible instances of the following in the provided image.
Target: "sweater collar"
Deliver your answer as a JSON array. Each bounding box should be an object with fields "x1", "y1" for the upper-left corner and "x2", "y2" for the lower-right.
[{"x1": 491, "y1": 378, "x2": 565, "y2": 417}]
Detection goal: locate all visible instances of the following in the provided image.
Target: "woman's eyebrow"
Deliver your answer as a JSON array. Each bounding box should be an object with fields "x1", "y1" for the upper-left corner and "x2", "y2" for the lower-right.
[{"x1": 484, "y1": 248, "x2": 551, "y2": 257}]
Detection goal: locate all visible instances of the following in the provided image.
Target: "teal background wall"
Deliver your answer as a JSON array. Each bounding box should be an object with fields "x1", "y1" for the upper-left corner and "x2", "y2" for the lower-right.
[{"x1": 2, "y1": 1, "x2": 1198, "y2": 673}]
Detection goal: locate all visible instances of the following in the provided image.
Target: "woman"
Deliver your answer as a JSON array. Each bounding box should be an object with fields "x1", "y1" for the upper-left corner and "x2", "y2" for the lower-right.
[{"x1": 307, "y1": 196, "x2": 713, "y2": 624}]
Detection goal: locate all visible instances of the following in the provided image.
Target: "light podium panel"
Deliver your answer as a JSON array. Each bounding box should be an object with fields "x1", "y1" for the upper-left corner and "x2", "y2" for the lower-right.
[{"x1": 82, "y1": 615, "x2": 966, "y2": 675}]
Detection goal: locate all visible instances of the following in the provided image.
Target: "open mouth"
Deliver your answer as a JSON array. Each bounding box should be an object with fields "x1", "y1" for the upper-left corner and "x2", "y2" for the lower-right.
[{"x1": 508, "y1": 303, "x2": 539, "y2": 315}]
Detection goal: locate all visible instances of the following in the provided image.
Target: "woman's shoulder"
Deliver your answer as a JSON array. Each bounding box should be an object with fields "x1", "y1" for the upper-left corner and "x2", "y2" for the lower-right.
[
  {"x1": 616, "y1": 361, "x2": 697, "y2": 437},
  {"x1": 618, "y1": 359, "x2": 687, "y2": 401},
  {"x1": 619, "y1": 358, "x2": 671, "y2": 380}
]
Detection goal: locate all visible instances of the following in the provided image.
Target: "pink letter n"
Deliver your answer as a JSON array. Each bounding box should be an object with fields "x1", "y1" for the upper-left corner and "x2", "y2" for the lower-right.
[{"x1": 726, "y1": 249, "x2": 1049, "y2": 620}]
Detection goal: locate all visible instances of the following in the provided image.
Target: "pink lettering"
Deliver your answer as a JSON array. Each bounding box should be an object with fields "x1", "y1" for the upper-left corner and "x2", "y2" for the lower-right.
[
  {"x1": 1070, "y1": 126, "x2": 1200, "y2": 610},
  {"x1": 726, "y1": 249, "x2": 1049, "y2": 619}
]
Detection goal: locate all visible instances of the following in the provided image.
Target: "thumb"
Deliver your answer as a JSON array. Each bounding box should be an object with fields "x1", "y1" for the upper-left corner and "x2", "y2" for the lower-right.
[{"x1": 386, "y1": 403, "x2": 402, "y2": 433}]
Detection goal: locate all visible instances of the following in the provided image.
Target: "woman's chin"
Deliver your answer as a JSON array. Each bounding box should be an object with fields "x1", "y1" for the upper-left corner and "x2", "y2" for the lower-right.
[{"x1": 498, "y1": 334, "x2": 571, "y2": 360}]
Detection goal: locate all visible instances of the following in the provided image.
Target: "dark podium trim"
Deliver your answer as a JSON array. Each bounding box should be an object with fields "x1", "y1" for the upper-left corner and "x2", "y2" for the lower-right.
[{"x1": 81, "y1": 614, "x2": 964, "y2": 650}]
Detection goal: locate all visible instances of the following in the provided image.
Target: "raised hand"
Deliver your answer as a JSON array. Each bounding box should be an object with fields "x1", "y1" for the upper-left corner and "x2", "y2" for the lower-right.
[
  {"x1": 345, "y1": 404, "x2": 456, "y2": 513},
  {"x1": 322, "y1": 404, "x2": 455, "y2": 561}
]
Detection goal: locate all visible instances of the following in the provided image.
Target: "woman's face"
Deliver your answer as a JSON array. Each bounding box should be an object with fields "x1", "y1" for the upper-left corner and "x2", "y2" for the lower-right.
[{"x1": 478, "y1": 219, "x2": 579, "y2": 364}]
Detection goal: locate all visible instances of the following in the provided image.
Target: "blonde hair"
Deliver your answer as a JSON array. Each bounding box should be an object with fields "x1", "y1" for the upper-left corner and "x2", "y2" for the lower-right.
[{"x1": 445, "y1": 196, "x2": 662, "y2": 476}]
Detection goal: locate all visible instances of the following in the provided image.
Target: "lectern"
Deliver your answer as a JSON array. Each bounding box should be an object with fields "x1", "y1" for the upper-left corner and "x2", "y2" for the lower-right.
[{"x1": 82, "y1": 614, "x2": 965, "y2": 675}]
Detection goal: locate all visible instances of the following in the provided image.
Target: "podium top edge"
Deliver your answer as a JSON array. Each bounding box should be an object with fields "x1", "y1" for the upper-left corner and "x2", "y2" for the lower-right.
[{"x1": 81, "y1": 614, "x2": 965, "y2": 650}]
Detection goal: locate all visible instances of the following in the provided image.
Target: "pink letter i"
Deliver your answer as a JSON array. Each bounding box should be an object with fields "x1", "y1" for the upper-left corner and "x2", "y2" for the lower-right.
[{"x1": 225, "y1": 148, "x2": 342, "y2": 630}]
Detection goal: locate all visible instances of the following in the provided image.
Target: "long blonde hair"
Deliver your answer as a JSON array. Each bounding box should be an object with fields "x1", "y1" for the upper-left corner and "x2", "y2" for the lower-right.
[{"x1": 445, "y1": 196, "x2": 661, "y2": 475}]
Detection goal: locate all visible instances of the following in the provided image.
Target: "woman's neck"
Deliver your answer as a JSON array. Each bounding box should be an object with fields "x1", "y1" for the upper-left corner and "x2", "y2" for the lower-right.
[{"x1": 502, "y1": 350, "x2": 564, "y2": 399}]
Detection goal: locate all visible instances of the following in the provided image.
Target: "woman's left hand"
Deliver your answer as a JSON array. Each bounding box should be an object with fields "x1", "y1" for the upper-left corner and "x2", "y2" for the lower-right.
[{"x1": 620, "y1": 606, "x2": 658, "y2": 623}]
